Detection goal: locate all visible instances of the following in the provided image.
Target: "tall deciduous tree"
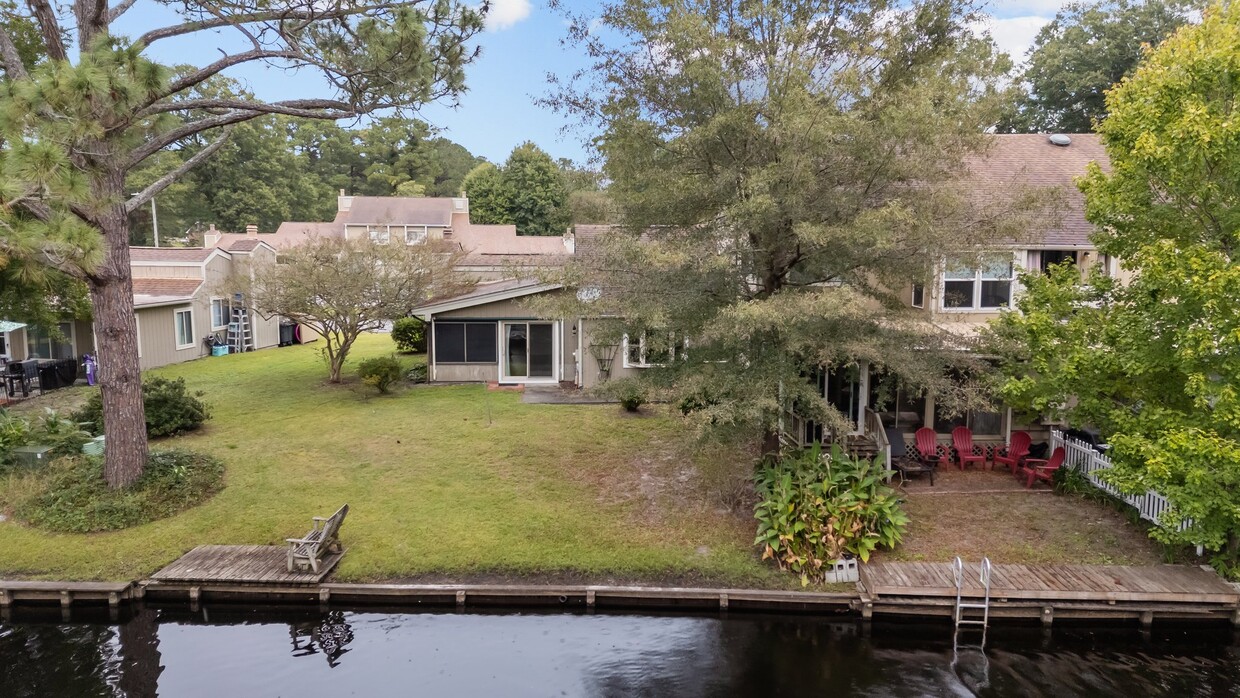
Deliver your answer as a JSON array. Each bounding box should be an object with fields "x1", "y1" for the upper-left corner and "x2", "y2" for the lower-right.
[
  {"x1": 544, "y1": 0, "x2": 1048, "y2": 451},
  {"x1": 462, "y1": 161, "x2": 511, "y2": 224},
  {"x1": 237, "y1": 237, "x2": 473, "y2": 383},
  {"x1": 998, "y1": 0, "x2": 1197, "y2": 133},
  {"x1": 0, "y1": 1, "x2": 483, "y2": 487},
  {"x1": 988, "y1": 2, "x2": 1240, "y2": 572},
  {"x1": 461, "y1": 142, "x2": 570, "y2": 235}
]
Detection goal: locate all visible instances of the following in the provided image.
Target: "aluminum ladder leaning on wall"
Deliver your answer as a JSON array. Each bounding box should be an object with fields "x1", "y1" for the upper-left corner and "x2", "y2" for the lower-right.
[{"x1": 227, "y1": 306, "x2": 256, "y2": 354}]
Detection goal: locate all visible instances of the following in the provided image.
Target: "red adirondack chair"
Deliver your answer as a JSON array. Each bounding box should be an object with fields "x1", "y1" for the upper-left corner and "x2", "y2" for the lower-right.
[
  {"x1": 993, "y1": 431, "x2": 1032, "y2": 475},
  {"x1": 1020, "y1": 447, "x2": 1065, "y2": 488},
  {"x1": 913, "y1": 428, "x2": 949, "y2": 471},
  {"x1": 951, "y1": 426, "x2": 987, "y2": 470}
]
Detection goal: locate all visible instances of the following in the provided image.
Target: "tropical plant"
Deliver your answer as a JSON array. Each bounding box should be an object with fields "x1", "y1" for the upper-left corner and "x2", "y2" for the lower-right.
[
  {"x1": 754, "y1": 444, "x2": 908, "y2": 585},
  {"x1": 0, "y1": 407, "x2": 30, "y2": 464},
  {"x1": 357, "y1": 355, "x2": 405, "y2": 394}
]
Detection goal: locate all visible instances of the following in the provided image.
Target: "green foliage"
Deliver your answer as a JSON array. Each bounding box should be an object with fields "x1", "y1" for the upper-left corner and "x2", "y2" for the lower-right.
[
  {"x1": 601, "y1": 378, "x2": 647, "y2": 412},
  {"x1": 754, "y1": 444, "x2": 908, "y2": 585},
  {"x1": 998, "y1": 0, "x2": 1196, "y2": 133},
  {"x1": 406, "y1": 363, "x2": 428, "y2": 383},
  {"x1": 988, "y1": 3, "x2": 1240, "y2": 574},
  {"x1": 75, "y1": 377, "x2": 211, "y2": 438},
  {"x1": 543, "y1": 0, "x2": 1035, "y2": 449},
  {"x1": 391, "y1": 317, "x2": 426, "y2": 353},
  {"x1": 461, "y1": 143, "x2": 572, "y2": 235},
  {"x1": 0, "y1": 408, "x2": 32, "y2": 464},
  {"x1": 0, "y1": 408, "x2": 92, "y2": 465},
  {"x1": 14, "y1": 449, "x2": 225, "y2": 533},
  {"x1": 357, "y1": 355, "x2": 405, "y2": 394}
]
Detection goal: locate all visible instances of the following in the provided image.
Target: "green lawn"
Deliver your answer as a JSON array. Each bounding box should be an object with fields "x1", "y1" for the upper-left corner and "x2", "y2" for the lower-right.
[{"x1": 0, "y1": 334, "x2": 778, "y2": 585}]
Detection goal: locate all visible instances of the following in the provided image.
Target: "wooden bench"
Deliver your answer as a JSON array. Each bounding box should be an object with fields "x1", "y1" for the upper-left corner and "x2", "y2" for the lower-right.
[{"x1": 286, "y1": 504, "x2": 349, "y2": 573}]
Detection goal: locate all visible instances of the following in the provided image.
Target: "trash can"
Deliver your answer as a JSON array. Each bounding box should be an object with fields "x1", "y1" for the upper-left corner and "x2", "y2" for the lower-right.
[
  {"x1": 279, "y1": 322, "x2": 296, "y2": 346},
  {"x1": 37, "y1": 362, "x2": 62, "y2": 390}
]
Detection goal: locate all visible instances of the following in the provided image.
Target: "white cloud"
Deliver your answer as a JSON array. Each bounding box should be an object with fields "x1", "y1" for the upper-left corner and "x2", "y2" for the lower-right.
[
  {"x1": 976, "y1": 15, "x2": 1051, "y2": 63},
  {"x1": 987, "y1": 0, "x2": 1071, "y2": 16},
  {"x1": 485, "y1": 0, "x2": 532, "y2": 31}
]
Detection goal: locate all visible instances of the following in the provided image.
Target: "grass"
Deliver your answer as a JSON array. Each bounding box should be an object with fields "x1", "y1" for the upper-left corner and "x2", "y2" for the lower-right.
[
  {"x1": 0, "y1": 335, "x2": 778, "y2": 585},
  {"x1": 0, "y1": 335, "x2": 1169, "y2": 585}
]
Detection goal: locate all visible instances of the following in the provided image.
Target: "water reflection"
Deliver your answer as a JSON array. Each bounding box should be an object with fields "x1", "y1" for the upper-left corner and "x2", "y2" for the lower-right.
[{"x1": 2, "y1": 606, "x2": 1239, "y2": 697}]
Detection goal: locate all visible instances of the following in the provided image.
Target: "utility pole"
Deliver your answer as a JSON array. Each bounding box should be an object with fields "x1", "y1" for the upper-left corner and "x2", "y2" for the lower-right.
[{"x1": 129, "y1": 194, "x2": 160, "y2": 247}]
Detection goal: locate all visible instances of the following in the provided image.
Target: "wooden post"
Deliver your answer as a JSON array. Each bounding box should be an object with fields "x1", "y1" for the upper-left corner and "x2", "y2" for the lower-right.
[
  {"x1": 60, "y1": 590, "x2": 72, "y2": 610},
  {"x1": 719, "y1": 593, "x2": 729, "y2": 611},
  {"x1": 0, "y1": 589, "x2": 10, "y2": 608},
  {"x1": 1041, "y1": 607, "x2": 1054, "y2": 627},
  {"x1": 456, "y1": 590, "x2": 466, "y2": 607},
  {"x1": 861, "y1": 601, "x2": 873, "y2": 621},
  {"x1": 585, "y1": 590, "x2": 596, "y2": 608},
  {"x1": 1140, "y1": 610, "x2": 1154, "y2": 629},
  {"x1": 319, "y1": 587, "x2": 331, "y2": 606}
]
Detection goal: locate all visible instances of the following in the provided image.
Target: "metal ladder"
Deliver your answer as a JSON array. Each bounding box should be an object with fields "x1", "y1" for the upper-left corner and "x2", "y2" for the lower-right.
[
  {"x1": 953, "y1": 556, "x2": 992, "y2": 629},
  {"x1": 951, "y1": 556, "x2": 992, "y2": 690},
  {"x1": 227, "y1": 306, "x2": 255, "y2": 353}
]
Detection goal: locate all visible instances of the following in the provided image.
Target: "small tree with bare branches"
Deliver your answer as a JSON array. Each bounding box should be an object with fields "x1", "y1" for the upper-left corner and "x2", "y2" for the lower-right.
[{"x1": 0, "y1": 1, "x2": 484, "y2": 487}]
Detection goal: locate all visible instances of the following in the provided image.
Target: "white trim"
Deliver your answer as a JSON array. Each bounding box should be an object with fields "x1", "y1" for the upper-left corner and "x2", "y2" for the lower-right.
[
  {"x1": 173, "y1": 306, "x2": 195, "y2": 350},
  {"x1": 938, "y1": 252, "x2": 1018, "y2": 313},
  {"x1": 412, "y1": 282, "x2": 563, "y2": 319},
  {"x1": 134, "y1": 313, "x2": 142, "y2": 359}
]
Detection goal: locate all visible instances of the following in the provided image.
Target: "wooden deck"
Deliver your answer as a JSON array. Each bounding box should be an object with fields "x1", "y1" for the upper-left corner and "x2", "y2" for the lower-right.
[
  {"x1": 861, "y1": 561, "x2": 1240, "y2": 604},
  {"x1": 150, "y1": 545, "x2": 343, "y2": 585}
]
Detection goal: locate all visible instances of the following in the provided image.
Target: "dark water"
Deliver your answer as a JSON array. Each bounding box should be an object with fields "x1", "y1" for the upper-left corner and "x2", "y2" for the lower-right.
[{"x1": 2, "y1": 606, "x2": 1238, "y2": 697}]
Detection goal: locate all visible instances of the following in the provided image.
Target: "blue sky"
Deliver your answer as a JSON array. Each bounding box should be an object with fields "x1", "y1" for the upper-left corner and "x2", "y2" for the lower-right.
[{"x1": 115, "y1": 0, "x2": 1070, "y2": 166}]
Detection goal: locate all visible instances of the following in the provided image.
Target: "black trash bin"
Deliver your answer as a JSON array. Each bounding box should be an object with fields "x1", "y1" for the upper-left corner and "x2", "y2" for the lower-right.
[
  {"x1": 37, "y1": 362, "x2": 62, "y2": 391},
  {"x1": 279, "y1": 322, "x2": 296, "y2": 346}
]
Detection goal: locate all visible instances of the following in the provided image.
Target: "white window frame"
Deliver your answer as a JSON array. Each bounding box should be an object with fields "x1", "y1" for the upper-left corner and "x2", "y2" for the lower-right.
[
  {"x1": 622, "y1": 331, "x2": 686, "y2": 368},
  {"x1": 210, "y1": 297, "x2": 230, "y2": 331},
  {"x1": 939, "y1": 255, "x2": 1016, "y2": 312},
  {"x1": 134, "y1": 313, "x2": 142, "y2": 358},
  {"x1": 405, "y1": 225, "x2": 428, "y2": 245},
  {"x1": 368, "y1": 225, "x2": 391, "y2": 244},
  {"x1": 174, "y1": 307, "x2": 195, "y2": 350}
]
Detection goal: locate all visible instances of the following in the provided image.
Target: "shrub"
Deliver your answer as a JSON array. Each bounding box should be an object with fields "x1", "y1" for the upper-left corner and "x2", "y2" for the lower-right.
[
  {"x1": 407, "y1": 363, "x2": 428, "y2": 383},
  {"x1": 15, "y1": 449, "x2": 225, "y2": 533},
  {"x1": 391, "y1": 317, "x2": 426, "y2": 353},
  {"x1": 0, "y1": 408, "x2": 31, "y2": 464},
  {"x1": 754, "y1": 443, "x2": 908, "y2": 585},
  {"x1": 358, "y1": 355, "x2": 405, "y2": 394},
  {"x1": 601, "y1": 378, "x2": 647, "y2": 412},
  {"x1": 34, "y1": 408, "x2": 92, "y2": 457},
  {"x1": 75, "y1": 377, "x2": 211, "y2": 438}
]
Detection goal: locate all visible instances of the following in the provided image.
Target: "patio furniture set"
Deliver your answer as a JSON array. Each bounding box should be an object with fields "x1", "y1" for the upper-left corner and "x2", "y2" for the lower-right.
[
  {"x1": 0, "y1": 357, "x2": 81, "y2": 403},
  {"x1": 891, "y1": 426, "x2": 1065, "y2": 489}
]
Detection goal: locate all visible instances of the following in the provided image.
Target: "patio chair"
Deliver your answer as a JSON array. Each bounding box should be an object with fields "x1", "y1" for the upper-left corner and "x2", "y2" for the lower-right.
[
  {"x1": 951, "y1": 426, "x2": 988, "y2": 471},
  {"x1": 888, "y1": 427, "x2": 934, "y2": 486},
  {"x1": 913, "y1": 427, "x2": 950, "y2": 471},
  {"x1": 993, "y1": 431, "x2": 1032, "y2": 475},
  {"x1": 1019, "y1": 447, "x2": 1065, "y2": 489}
]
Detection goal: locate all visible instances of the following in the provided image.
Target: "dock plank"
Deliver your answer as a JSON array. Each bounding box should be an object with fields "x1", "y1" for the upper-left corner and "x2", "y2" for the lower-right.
[{"x1": 150, "y1": 545, "x2": 342, "y2": 585}]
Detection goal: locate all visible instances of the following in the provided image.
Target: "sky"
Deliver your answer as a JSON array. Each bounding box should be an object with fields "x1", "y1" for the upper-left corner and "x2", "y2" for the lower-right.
[{"x1": 115, "y1": 0, "x2": 1073, "y2": 167}]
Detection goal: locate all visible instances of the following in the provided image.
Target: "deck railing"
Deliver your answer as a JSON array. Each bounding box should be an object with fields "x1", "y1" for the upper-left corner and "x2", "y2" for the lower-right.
[
  {"x1": 1050, "y1": 429, "x2": 1189, "y2": 534},
  {"x1": 865, "y1": 408, "x2": 891, "y2": 473}
]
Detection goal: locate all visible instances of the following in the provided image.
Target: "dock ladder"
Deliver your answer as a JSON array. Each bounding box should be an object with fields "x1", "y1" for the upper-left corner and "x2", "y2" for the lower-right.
[
  {"x1": 227, "y1": 306, "x2": 255, "y2": 354},
  {"x1": 953, "y1": 556, "x2": 992, "y2": 630}
]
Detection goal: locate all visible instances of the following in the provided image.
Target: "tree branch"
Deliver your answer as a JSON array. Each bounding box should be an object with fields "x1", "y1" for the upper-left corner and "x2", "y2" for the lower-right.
[
  {"x1": 154, "y1": 49, "x2": 316, "y2": 103},
  {"x1": 136, "y1": 3, "x2": 409, "y2": 47},
  {"x1": 125, "y1": 125, "x2": 236, "y2": 213},
  {"x1": 106, "y1": 0, "x2": 137, "y2": 22},
  {"x1": 25, "y1": 0, "x2": 68, "y2": 61},
  {"x1": 138, "y1": 97, "x2": 356, "y2": 119}
]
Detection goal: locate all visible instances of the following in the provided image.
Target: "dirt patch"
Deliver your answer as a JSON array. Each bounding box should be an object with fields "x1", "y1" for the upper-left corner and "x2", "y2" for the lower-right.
[
  {"x1": 2, "y1": 385, "x2": 92, "y2": 417},
  {"x1": 888, "y1": 468, "x2": 1169, "y2": 566}
]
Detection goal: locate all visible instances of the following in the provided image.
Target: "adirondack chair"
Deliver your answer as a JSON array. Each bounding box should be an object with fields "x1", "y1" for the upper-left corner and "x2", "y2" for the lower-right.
[
  {"x1": 888, "y1": 427, "x2": 934, "y2": 486},
  {"x1": 1019, "y1": 447, "x2": 1065, "y2": 489},
  {"x1": 993, "y1": 431, "x2": 1032, "y2": 475},
  {"x1": 913, "y1": 427, "x2": 949, "y2": 471},
  {"x1": 951, "y1": 426, "x2": 988, "y2": 470},
  {"x1": 287, "y1": 504, "x2": 349, "y2": 573}
]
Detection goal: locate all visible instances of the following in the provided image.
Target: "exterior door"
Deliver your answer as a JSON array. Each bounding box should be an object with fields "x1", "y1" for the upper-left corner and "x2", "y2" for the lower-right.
[{"x1": 502, "y1": 322, "x2": 556, "y2": 382}]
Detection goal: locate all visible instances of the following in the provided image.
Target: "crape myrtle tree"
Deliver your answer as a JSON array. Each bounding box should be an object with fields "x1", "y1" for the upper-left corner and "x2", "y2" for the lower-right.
[
  {"x1": 236, "y1": 237, "x2": 473, "y2": 383},
  {"x1": 998, "y1": 0, "x2": 1198, "y2": 134},
  {"x1": 0, "y1": 1, "x2": 484, "y2": 488},
  {"x1": 987, "y1": 3, "x2": 1240, "y2": 574},
  {"x1": 542, "y1": 0, "x2": 1053, "y2": 453}
]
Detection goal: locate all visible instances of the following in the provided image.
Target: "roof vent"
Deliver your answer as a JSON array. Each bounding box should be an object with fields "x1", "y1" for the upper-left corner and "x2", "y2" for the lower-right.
[{"x1": 1049, "y1": 134, "x2": 1072, "y2": 147}]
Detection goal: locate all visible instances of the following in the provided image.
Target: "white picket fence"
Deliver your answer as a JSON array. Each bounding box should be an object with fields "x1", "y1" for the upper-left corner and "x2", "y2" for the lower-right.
[{"x1": 1050, "y1": 429, "x2": 1188, "y2": 534}]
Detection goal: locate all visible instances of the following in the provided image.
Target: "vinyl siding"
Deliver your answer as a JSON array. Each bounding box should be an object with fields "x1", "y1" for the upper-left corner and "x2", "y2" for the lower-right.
[
  {"x1": 136, "y1": 304, "x2": 202, "y2": 370},
  {"x1": 427, "y1": 291, "x2": 574, "y2": 383}
]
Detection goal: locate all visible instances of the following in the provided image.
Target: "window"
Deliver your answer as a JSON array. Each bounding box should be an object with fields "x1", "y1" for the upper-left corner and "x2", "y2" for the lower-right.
[
  {"x1": 933, "y1": 406, "x2": 1004, "y2": 437},
  {"x1": 434, "y1": 322, "x2": 497, "y2": 363},
  {"x1": 210, "y1": 298, "x2": 231, "y2": 330},
  {"x1": 1039, "y1": 249, "x2": 1077, "y2": 274},
  {"x1": 174, "y1": 308, "x2": 194, "y2": 349},
  {"x1": 942, "y1": 258, "x2": 1013, "y2": 310},
  {"x1": 0, "y1": 332, "x2": 7, "y2": 357},
  {"x1": 622, "y1": 331, "x2": 686, "y2": 368},
  {"x1": 405, "y1": 225, "x2": 428, "y2": 245},
  {"x1": 911, "y1": 284, "x2": 925, "y2": 308},
  {"x1": 368, "y1": 225, "x2": 390, "y2": 244},
  {"x1": 26, "y1": 322, "x2": 74, "y2": 359}
]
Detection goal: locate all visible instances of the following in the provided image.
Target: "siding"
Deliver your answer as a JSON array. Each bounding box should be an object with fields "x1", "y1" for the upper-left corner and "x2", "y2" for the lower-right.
[
  {"x1": 437, "y1": 296, "x2": 550, "y2": 319},
  {"x1": 136, "y1": 304, "x2": 203, "y2": 370},
  {"x1": 579, "y1": 318, "x2": 642, "y2": 389},
  {"x1": 427, "y1": 290, "x2": 575, "y2": 383},
  {"x1": 131, "y1": 265, "x2": 202, "y2": 279}
]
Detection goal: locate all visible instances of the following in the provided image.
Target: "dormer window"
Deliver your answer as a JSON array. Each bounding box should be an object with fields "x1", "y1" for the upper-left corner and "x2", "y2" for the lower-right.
[{"x1": 942, "y1": 257, "x2": 1013, "y2": 310}]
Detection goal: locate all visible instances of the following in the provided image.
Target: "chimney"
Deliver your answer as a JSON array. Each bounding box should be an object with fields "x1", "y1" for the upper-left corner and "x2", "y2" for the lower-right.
[
  {"x1": 338, "y1": 189, "x2": 354, "y2": 213},
  {"x1": 245, "y1": 224, "x2": 258, "y2": 237},
  {"x1": 562, "y1": 228, "x2": 575, "y2": 254},
  {"x1": 203, "y1": 224, "x2": 221, "y2": 248}
]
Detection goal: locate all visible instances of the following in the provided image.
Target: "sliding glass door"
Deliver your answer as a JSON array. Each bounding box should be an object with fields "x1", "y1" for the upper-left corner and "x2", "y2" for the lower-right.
[{"x1": 503, "y1": 322, "x2": 556, "y2": 381}]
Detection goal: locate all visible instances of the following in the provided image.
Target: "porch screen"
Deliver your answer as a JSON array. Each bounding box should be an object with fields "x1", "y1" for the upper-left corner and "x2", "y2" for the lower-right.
[{"x1": 435, "y1": 322, "x2": 497, "y2": 363}]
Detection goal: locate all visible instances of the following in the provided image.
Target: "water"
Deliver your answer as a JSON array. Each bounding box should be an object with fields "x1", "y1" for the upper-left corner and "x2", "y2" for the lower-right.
[{"x1": 2, "y1": 606, "x2": 1238, "y2": 697}]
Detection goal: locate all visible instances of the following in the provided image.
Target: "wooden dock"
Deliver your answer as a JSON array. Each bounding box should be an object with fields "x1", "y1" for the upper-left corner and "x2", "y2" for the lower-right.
[
  {"x1": 860, "y1": 561, "x2": 1240, "y2": 625},
  {"x1": 149, "y1": 545, "x2": 343, "y2": 585}
]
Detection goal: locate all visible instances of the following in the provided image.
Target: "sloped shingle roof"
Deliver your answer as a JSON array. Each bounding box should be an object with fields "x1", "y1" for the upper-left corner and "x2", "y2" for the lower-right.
[
  {"x1": 131, "y1": 278, "x2": 202, "y2": 307},
  {"x1": 129, "y1": 247, "x2": 219, "y2": 263}
]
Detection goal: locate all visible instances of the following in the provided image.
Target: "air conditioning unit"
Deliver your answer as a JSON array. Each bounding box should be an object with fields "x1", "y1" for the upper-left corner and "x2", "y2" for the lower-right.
[{"x1": 12, "y1": 445, "x2": 54, "y2": 468}]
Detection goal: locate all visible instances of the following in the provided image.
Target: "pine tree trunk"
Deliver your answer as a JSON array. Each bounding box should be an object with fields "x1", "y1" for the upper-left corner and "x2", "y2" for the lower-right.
[{"x1": 92, "y1": 180, "x2": 149, "y2": 489}]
